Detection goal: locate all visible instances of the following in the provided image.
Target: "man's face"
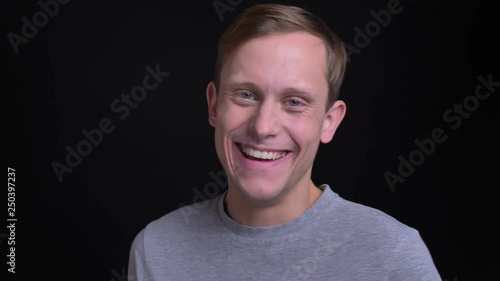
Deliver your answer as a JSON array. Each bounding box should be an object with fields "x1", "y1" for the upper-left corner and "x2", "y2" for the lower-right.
[{"x1": 207, "y1": 31, "x2": 345, "y2": 202}]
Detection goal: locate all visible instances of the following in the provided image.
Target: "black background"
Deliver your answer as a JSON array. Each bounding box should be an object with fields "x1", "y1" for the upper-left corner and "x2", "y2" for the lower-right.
[{"x1": 2, "y1": 0, "x2": 499, "y2": 280}]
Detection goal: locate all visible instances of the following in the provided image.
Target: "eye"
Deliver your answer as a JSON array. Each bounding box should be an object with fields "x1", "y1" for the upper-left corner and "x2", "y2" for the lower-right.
[
  {"x1": 238, "y1": 91, "x2": 255, "y2": 100},
  {"x1": 285, "y1": 99, "x2": 303, "y2": 107}
]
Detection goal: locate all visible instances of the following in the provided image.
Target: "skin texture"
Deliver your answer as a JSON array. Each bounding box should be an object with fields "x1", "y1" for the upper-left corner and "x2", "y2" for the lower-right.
[{"x1": 206, "y1": 31, "x2": 346, "y2": 227}]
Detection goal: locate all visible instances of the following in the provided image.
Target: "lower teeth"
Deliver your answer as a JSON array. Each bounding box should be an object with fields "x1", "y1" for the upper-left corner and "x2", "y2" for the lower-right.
[
  {"x1": 248, "y1": 155, "x2": 272, "y2": 160},
  {"x1": 245, "y1": 154, "x2": 284, "y2": 161}
]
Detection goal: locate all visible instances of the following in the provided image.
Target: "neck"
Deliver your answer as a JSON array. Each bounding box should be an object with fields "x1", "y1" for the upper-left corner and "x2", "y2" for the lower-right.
[{"x1": 224, "y1": 180, "x2": 323, "y2": 227}]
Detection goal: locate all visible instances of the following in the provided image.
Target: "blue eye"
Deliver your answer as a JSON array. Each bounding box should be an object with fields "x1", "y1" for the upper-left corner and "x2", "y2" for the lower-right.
[
  {"x1": 286, "y1": 99, "x2": 302, "y2": 107},
  {"x1": 239, "y1": 92, "x2": 254, "y2": 100}
]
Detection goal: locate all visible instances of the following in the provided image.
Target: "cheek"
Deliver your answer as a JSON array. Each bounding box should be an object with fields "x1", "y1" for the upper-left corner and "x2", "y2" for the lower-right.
[
  {"x1": 216, "y1": 105, "x2": 250, "y2": 137},
  {"x1": 286, "y1": 116, "x2": 324, "y2": 142}
]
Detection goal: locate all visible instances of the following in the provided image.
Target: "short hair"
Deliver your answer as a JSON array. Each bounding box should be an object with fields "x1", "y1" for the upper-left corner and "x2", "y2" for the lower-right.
[{"x1": 214, "y1": 3, "x2": 347, "y2": 109}]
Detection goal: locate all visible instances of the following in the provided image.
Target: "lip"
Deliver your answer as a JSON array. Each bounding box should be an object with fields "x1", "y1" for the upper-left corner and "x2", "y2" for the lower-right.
[{"x1": 233, "y1": 142, "x2": 291, "y2": 169}]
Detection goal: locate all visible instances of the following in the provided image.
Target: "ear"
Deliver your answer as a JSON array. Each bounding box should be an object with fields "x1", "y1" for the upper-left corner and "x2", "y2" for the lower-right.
[
  {"x1": 206, "y1": 81, "x2": 218, "y2": 127},
  {"x1": 320, "y1": 100, "x2": 346, "y2": 143}
]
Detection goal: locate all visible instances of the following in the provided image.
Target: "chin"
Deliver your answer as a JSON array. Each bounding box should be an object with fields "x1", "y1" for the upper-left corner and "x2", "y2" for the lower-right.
[{"x1": 234, "y1": 178, "x2": 288, "y2": 203}]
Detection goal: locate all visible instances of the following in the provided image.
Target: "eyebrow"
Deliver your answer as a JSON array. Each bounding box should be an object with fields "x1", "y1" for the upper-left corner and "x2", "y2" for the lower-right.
[{"x1": 224, "y1": 81, "x2": 315, "y2": 101}]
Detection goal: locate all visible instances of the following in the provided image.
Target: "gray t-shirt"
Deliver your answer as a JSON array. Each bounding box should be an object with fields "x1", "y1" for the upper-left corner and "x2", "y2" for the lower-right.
[{"x1": 128, "y1": 184, "x2": 441, "y2": 280}]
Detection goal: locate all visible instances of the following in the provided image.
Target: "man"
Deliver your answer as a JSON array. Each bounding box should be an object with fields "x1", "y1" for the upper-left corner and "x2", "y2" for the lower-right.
[{"x1": 128, "y1": 3, "x2": 441, "y2": 280}]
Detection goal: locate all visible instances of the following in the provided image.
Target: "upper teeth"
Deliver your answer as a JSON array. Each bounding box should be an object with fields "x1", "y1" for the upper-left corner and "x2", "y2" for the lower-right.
[{"x1": 242, "y1": 148, "x2": 287, "y2": 160}]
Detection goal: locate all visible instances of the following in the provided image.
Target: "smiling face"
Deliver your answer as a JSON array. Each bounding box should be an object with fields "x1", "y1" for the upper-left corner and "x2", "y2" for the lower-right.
[{"x1": 207, "y1": 31, "x2": 346, "y2": 204}]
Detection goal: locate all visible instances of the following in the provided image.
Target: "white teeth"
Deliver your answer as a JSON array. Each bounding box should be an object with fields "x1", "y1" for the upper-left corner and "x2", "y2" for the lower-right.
[{"x1": 241, "y1": 147, "x2": 287, "y2": 160}]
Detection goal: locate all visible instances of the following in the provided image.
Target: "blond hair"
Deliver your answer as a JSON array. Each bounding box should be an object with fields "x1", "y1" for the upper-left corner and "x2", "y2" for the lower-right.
[{"x1": 214, "y1": 3, "x2": 347, "y2": 108}]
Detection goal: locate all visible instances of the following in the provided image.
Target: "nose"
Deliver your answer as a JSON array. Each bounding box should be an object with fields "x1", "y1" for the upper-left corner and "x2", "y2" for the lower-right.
[{"x1": 249, "y1": 101, "x2": 281, "y2": 140}]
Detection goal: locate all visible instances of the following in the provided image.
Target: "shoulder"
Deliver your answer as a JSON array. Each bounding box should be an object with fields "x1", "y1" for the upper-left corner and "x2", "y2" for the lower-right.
[
  {"x1": 132, "y1": 195, "x2": 221, "y2": 248},
  {"x1": 330, "y1": 193, "x2": 417, "y2": 237},
  {"x1": 321, "y1": 192, "x2": 440, "y2": 279},
  {"x1": 127, "y1": 196, "x2": 223, "y2": 279},
  {"x1": 326, "y1": 192, "x2": 440, "y2": 276},
  {"x1": 323, "y1": 192, "x2": 431, "y2": 255}
]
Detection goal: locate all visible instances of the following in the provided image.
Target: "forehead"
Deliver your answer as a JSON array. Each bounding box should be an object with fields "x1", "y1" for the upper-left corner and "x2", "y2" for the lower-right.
[{"x1": 221, "y1": 32, "x2": 329, "y2": 96}]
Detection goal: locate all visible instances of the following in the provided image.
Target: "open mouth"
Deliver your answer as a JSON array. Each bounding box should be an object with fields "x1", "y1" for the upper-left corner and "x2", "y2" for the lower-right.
[{"x1": 237, "y1": 144, "x2": 289, "y2": 161}]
